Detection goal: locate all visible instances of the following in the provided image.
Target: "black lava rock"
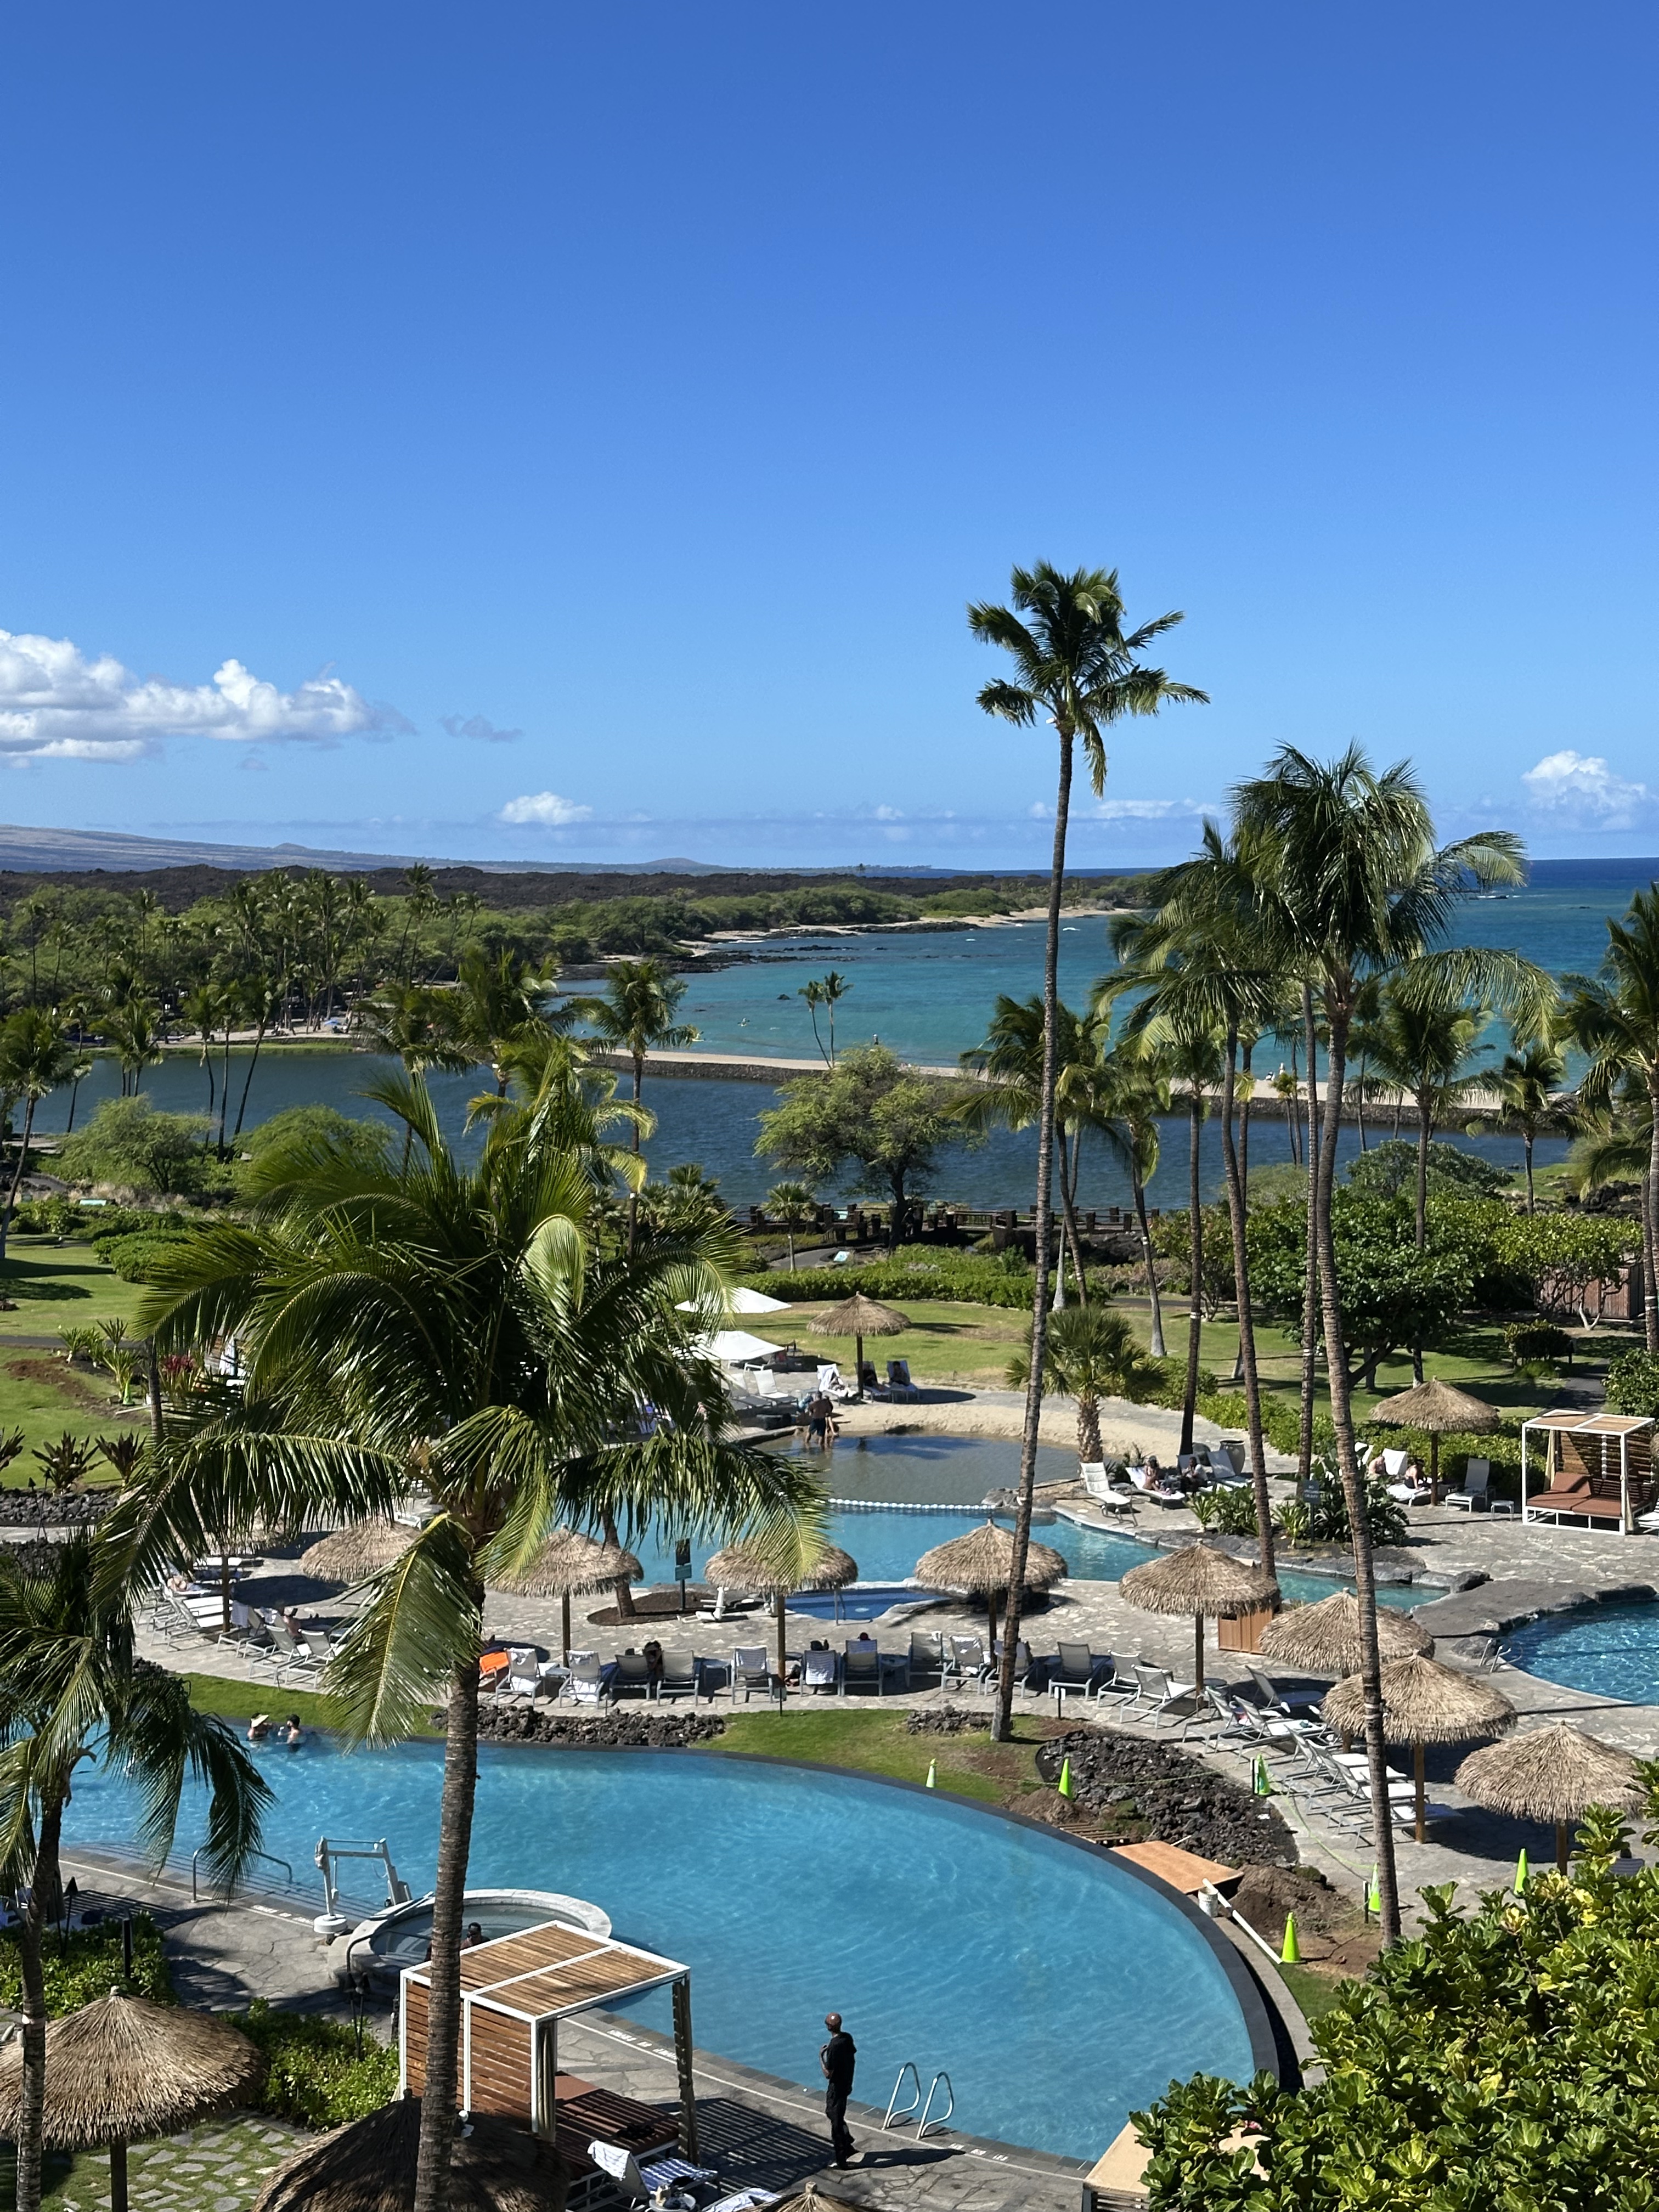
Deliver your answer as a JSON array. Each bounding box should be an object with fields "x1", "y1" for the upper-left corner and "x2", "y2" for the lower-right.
[{"x1": 1035, "y1": 1727, "x2": 1296, "y2": 1867}]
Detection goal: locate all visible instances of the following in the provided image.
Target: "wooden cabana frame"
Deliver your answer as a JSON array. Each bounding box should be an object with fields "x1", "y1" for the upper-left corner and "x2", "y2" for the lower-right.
[
  {"x1": 400, "y1": 1919, "x2": 698, "y2": 2158},
  {"x1": 1521, "y1": 1411, "x2": 1657, "y2": 1534}
]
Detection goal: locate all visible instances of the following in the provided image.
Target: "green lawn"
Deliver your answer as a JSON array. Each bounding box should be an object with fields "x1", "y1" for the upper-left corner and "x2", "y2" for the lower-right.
[
  {"x1": 747, "y1": 1299, "x2": 1029, "y2": 1387},
  {"x1": 0, "y1": 1236, "x2": 149, "y2": 1336},
  {"x1": 719, "y1": 1707, "x2": 1052, "y2": 1805}
]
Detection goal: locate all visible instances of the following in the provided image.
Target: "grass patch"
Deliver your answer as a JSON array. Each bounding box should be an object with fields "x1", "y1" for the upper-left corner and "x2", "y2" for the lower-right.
[
  {"x1": 746, "y1": 1299, "x2": 1030, "y2": 1387},
  {"x1": 182, "y1": 1671, "x2": 341, "y2": 1729},
  {"x1": 718, "y1": 1707, "x2": 1039, "y2": 1804},
  {"x1": 1277, "y1": 1959, "x2": 1348, "y2": 2024}
]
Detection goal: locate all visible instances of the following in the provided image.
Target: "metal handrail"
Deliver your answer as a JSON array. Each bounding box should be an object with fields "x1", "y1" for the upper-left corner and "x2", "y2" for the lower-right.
[
  {"x1": 190, "y1": 1846, "x2": 295, "y2": 1902},
  {"x1": 918, "y1": 2072, "x2": 955, "y2": 2137},
  {"x1": 882, "y1": 2062, "x2": 921, "y2": 2130}
]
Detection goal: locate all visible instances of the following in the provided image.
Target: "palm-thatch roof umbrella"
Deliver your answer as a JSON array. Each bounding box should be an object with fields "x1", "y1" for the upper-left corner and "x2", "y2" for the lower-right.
[
  {"x1": 763, "y1": 2188, "x2": 867, "y2": 2212},
  {"x1": 1260, "y1": 1589, "x2": 1434, "y2": 1674},
  {"x1": 915, "y1": 1520, "x2": 1067, "y2": 1654},
  {"x1": 1370, "y1": 1376, "x2": 1502, "y2": 1504},
  {"x1": 706, "y1": 1541, "x2": 859, "y2": 1688},
  {"x1": 299, "y1": 1519, "x2": 418, "y2": 1583},
  {"x1": 806, "y1": 1293, "x2": 910, "y2": 1400},
  {"x1": 490, "y1": 1527, "x2": 642, "y2": 1661},
  {"x1": 0, "y1": 1990, "x2": 262, "y2": 2212},
  {"x1": 1324, "y1": 1652, "x2": 1516, "y2": 1841},
  {"x1": 1120, "y1": 1542, "x2": 1279, "y2": 1692},
  {"x1": 1455, "y1": 1720, "x2": 1643, "y2": 1873},
  {"x1": 252, "y1": 2095, "x2": 562, "y2": 2212}
]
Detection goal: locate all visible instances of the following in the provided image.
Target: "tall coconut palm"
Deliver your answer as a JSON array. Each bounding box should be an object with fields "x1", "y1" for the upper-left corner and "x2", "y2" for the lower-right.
[
  {"x1": 798, "y1": 979, "x2": 830, "y2": 1066},
  {"x1": 355, "y1": 983, "x2": 473, "y2": 1169},
  {"x1": 572, "y1": 960, "x2": 700, "y2": 1250},
  {"x1": 968, "y1": 563, "x2": 1204, "y2": 1739},
  {"x1": 179, "y1": 983, "x2": 223, "y2": 1122},
  {"x1": 1232, "y1": 744, "x2": 1536, "y2": 1940},
  {"x1": 1364, "y1": 975, "x2": 1489, "y2": 1249},
  {"x1": 959, "y1": 995, "x2": 1095, "y2": 1303},
  {"x1": 1071, "y1": 1034, "x2": 1172, "y2": 1356},
  {"x1": 1563, "y1": 888, "x2": 1659, "y2": 1353},
  {"x1": 820, "y1": 971, "x2": 851, "y2": 1064},
  {"x1": 1004, "y1": 1304, "x2": 1153, "y2": 1464},
  {"x1": 101, "y1": 1071, "x2": 821, "y2": 2212},
  {"x1": 0, "y1": 1011, "x2": 82, "y2": 1259},
  {"x1": 455, "y1": 945, "x2": 563, "y2": 1096},
  {"x1": 0, "y1": 1533, "x2": 267, "y2": 2212},
  {"x1": 1104, "y1": 824, "x2": 1285, "y2": 1561},
  {"x1": 1485, "y1": 1039, "x2": 1570, "y2": 1214},
  {"x1": 766, "y1": 1181, "x2": 819, "y2": 1269}
]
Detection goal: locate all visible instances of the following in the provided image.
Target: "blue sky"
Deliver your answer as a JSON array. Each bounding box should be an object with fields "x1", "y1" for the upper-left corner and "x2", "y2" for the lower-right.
[{"x1": 3, "y1": 2, "x2": 1656, "y2": 870}]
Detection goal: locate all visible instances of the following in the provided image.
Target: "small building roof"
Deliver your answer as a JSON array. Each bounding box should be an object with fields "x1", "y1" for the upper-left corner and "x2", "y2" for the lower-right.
[
  {"x1": 1523, "y1": 1410, "x2": 1655, "y2": 1434},
  {"x1": 404, "y1": 1919, "x2": 686, "y2": 2024}
]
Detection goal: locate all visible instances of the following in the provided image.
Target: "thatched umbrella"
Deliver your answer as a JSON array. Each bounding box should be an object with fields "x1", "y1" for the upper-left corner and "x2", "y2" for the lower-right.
[
  {"x1": 764, "y1": 2189, "x2": 867, "y2": 2212},
  {"x1": 1260, "y1": 1589, "x2": 1434, "y2": 1674},
  {"x1": 1120, "y1": 1542, "x2": 1278, "y2": 1692},
  {"x1": 1455, "y1": 1721, "x2": 1643, "y2": 1872},
  {"x1": 806, "y1": 1293, "x2": 910, "y2": 1399},
  {"x1": 707, "y1": 1541, "x2": 859, "y2": 1688},
  {"x1": 0, "y1": 1990, "x2": 262, "y2": 2212},
  {"x1": 1370, "y1": 1376, "x2": 1502, "y2": 1504},
  {"x1": 252, "y1": 2095, "x2": 562, "y2": 2212},
  {"x1": 490, "y1": 1527, "x2": 642, "y2": 1661},
  {"x1": 299, "y1": 1519, "x2": 417, "y2": 1583},
  {"x1": 915, "y1": 1520, "x2": 1067, "y2": 1652},
  {"x1": 1324, "y1": 1652, "x2": 1516, "y2": 1841}
]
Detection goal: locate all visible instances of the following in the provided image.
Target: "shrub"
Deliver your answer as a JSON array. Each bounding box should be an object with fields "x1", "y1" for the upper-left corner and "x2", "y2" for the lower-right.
[
  {"x1": 57, "y1": 1098, "x2": 230, "y2": 1197},
  {"x1": 0, "y1": 1913, "x2": 172, "y2": 2015},
  {"x1": 96, "y1": 1229, "x2": 194, "y2": 1283},
  {"x1": 1502, "y1": 1321, "x2": 1573, "y2": 1369},
  {"x1": 1606, "y1": 1347, "x2": 1659, "y2": 1419},
  {"x1": 1191, "y1": 1487, "x2": 1260, "y2": 1536},
  {"x1": 743, "y1": 1252, "x2": 1040, "y2": 1309},
  {"x1": 1277, "y1": 1474, "x2": 1407, "y2": 1549},
  {"x1": 234, "y1": 1998, "x2": 399, "y2": 2128},
  {"x1": 1133, "y1": 1799, "x2": 1659, "y2": 2210}
]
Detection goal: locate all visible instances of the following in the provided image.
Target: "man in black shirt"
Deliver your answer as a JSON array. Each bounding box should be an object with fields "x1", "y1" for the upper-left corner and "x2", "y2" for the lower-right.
[{"x1": 819, "y1": 2012, "x2": 857, "y2": 2166}]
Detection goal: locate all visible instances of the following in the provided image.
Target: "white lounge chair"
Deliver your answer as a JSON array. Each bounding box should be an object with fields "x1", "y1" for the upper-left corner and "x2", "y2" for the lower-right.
[
  {"x1": 946, "y1": 1634, "x2": 991, "y2": 1691},
  {"x1": 798, "y1": 1647, "x2": 838, "y2": 1695},
  {"x1": 885, "y1": 1358, "x2": 920, "y2": 1402},
  {"x1": 1446, "y1": 1459, "x2": 1491, "y2": 1512},
  {"x1": 1080, "y1": 1463, "x2": 1137, "y2": 1516},
  {"x1": 564, "y1": 1651, "x2": 607, "y2": 1706},
  {"x1": 1126, "y1": 1663, "x2": 1201, "y2": 1730},
  {"x1": 730, "y1": 1646, "x2": 776, "y2": 1702},
  {"x1": 586, "y1": 2138, "x2": 720, "y2": 2209}
]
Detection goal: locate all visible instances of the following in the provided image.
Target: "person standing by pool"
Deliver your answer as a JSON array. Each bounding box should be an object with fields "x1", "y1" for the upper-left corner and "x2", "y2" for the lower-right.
[{"x1": 820, "y1": 2012, "x2": 856, "y2": 2166}]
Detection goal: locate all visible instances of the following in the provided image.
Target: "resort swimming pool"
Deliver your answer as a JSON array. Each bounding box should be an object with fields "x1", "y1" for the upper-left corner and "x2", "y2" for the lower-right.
[
  {"x1": 629, "y1": 1435, "x2": 1425, "y2": 1608},
  {"x1": 1504, "y1": 1602, "x2": 1659, "y2": 1705},
  {"x1": 64, "y1": 1741, "x2": 1263, "y2": 2158}
]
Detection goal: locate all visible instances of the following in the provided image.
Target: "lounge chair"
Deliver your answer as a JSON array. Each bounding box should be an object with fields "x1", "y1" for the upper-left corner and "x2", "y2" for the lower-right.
[
  {"x1": 1128, "y1": 1466, "x2": 1187, "y2": 1508},
  {"x1": 1125, "y1": 1663, "x2": 1201, "y2": 1730},
  {"x1": 946, "y1": 1634, "x2": 991, "y2": 1690},
  {"x1": 1246, "y1": 1663, "x2": 1324, "y2": 1720},
  {"x1": 816, "y1": 1363, "x2": 854, "y2": 1400},
  {"x1": 841, "y1": 1642, "x2": 884, "y2": 1697},
  {"x1": 857, "y1": 1360, "x2": 881, "y2": 1395},
  {"x1": 1048, "y1": 1641, "x2": 1111, "y2": 1713},
  {"x1": 494, "y1": 1647, "x2": 549, "y2": 1705},
  {"x1": 611, "y1": 1651, "x2": 654, "y2": 1701},
  {"x1": 886, "y1": 1358, "x2": 920, "y2": 1402},
  {"x1": 655, "y1": 1653, "x2": 703, "y2": 1702},
  {"x1": 730, "y1": 1646, "x2": 777, "y2": 1702},
  {"x1": 1446, "y1": 1458, "x2": 1491, "y2": 1513},
  {"x1": 564, "y1": 1652, "x2": 608, "y2": 1706},
  {"x1": 586, "y1": 2138, "x2": 720, "y2": 2210},
  {"x1": 907, "y1": 1630, "x2": 945, "y2": 1687},
  {"x1": 1080, "y1": 1464, "x2": 1136, "y2": 1517},
  {"x1": 798, "y1": 1647, "x2": 838, "y2": 1695}
]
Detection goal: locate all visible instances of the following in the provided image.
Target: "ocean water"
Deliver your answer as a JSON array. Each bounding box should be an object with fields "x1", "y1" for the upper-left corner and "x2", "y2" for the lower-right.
[{"x1": 26, "y1": 859, "x2": 1649, "y2": 1205}]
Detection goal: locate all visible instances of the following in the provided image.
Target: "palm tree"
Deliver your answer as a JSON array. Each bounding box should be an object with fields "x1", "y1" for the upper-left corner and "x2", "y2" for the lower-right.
[
  {"x1": 1485, "y1": 1039, "x2": 1570, "y2": 1213},
  {"x1": 968, "y1": 563, "x2": 1204, "y2": 1740},
  {"x1": 455, "y1": 945, "x2": 562, "y2": 1096},
  {"x1": 1071, "y1": 1033, "x2": 1172, "y2": 1356},
  {"x1": 820, "y1": 971, "x2": 851, "y2": 1064},
  {"x1": 1563, "y1": 888, "x2": 1659, "y2": 1352},
  {"x1": 959, "y1": 995, "x2": 1094, "y2": 1303},
  {"x1": 180, "y1": 984, "x2": 222, "y2": 1122},
  {"x1": 766, "y1": 1182, "x2": 818, "y2": 1269},
  {"x1": 1364, "y1": 975, "x2": 1489, "y2": 1248},
  {"x1": 106, "y1": 999, "x2": 162, "y2": 1097},
  {"x1": 798, "y1": 979, "x2": 829, "y2": 1066},
  {"x1": 103, "y1": 1071, "x2": 821, "y2": 2212},
  {"x1": 1233, "y1": 744, "x2": 1535, "y2": 1940},
  {"x1": 356, "y1": 984, "x2": 473, "y2": 1170},
  {"x1": 0, "y1": 1012, "x2": 81, "y2": 1259},
  {"x1": 1005, "y1": 1305, "x2": 1153, "y2": 1464},
  {"x1": 229, "y1": 973, "x2": 288, "y2": 1145},
  {"x1": 0, "y1": 1533, "x2": 267, "y2": 2212},
  {"x1": 572, "y1": 961, "x2": 699, "y2": 1249}
]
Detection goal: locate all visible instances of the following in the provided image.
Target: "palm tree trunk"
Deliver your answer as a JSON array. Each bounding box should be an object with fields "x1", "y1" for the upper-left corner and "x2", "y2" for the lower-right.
[
  {"x1": 1523, "y1": 1131, "x2": 1536, "y2": 1214},
  {"x1": 1180, "y1": 1092, "x2": 1204, "y2": 1456},
  {"x1": 628, "y1": 1055, "x2": 644, "y2": 1256},
  {"x1": 15, "y1": 1791, "x2": 65, "y2": 2212},
  {"x1": 1134, "y1": 1178, "x2": 1166, "y2": 1358},
  {"x1": 65, "y1": 1073, "x2": 81, "y2": 1135},
  {"x1": 603, "y1": 1506, "x2": 636, "y2": 1621},
  {"x1": 1646, "y1": 1077, "x2": 1659, "y2": 1356},
  {"x1": 1312, "y1": 1001, "x2": 1401, "y2": 1943},
  {"x1": 218, "y1": 1030, "x2": 233, "y2": 1153},
  {"x1": 1219, "y1": 1030, "x2": 1273, "y2": 1576},
  {"x1": 230, "y1": 1018, "x2": 269, "y2": 1142},
  {"x1": 1076, "y1": 1389, "x2": 1103, "y2": 1464},
  {"x1": 1057, "y1": 1127, "x2": 1089, "y2": 1308},
  {"x1": 1356, "y1": 1053, "x2": 1368, "y2": 1150},
  {"x1": 992, "y1": 727, "x2": 1071, "y2": 1744},
  {"x1": 413, "y1": 1654, "x2": 483, "y2": 2212},
  {"x1": 1298, "y1": 990, "x2": 1321, "y2": 1500},
  {"x1": 1414, "y1": 1094, "x2": 1432, "y2": 1249},
  {"x1": 0, "y1": 1096, "x2": 36, "y2": 1261}
]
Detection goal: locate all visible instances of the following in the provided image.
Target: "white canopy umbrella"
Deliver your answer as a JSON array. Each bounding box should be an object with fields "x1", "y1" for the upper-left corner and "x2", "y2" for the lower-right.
[
  {"x1": 695, "y1": 1329, "x2": 782, "y2": 1364},
  {"x1": 677, "y1": 1286, "x2": 791, "y2": 1316}
]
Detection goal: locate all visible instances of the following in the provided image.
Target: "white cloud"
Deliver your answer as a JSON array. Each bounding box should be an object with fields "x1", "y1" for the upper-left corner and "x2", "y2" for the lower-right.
[
  {"x1": 873, "y1": 804, "x2": 904, "y2": 821},
  {"x1": 1521, "y1": 749, "x2": 1654, "y2": 827},
  {"x1": 0, "y1": 628, "x2": 408, "y2": 761},
  {"x1": 1091, "y1": 796, "x2": 1215, "y2": 822},
  {"x1": 442, "y1": 713, "x2": 522, "y2": 744},
  {"x1": 498, "y1": 791, "x2": 594, "y2": 826}
]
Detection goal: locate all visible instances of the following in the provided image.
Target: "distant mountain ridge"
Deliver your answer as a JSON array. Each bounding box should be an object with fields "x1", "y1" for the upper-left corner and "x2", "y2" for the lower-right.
[{"x1": 0, "y1": 825, "x2": 736, "y2": 875}]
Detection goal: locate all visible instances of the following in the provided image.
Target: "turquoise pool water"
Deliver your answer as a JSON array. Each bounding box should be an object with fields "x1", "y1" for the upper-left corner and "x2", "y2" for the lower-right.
[
  {"x1": 64, "y1": 1742, "x2": 1259, "y2": 2156},
  {"x1": 631, "y1": 1435, "x2": 1425, "y2": 1607},
  {"x1": 1504, "y1": 1603, "x2": 1659, "y2": 1705}
]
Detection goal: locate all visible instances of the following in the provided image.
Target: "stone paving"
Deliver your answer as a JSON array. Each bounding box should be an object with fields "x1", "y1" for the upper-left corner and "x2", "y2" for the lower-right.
[{"x1": 28, "y1": 2115, "x2": 307, "y2": 2212}]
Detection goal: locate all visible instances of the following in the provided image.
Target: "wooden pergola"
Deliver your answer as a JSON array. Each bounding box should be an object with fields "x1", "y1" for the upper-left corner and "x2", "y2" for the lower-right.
[
  {"x1": 400, "y1": 1919, "x2": 698, "y2": 2178},
  {"x1": 1521, "y1": 1411, "x2": 1657, "y2": 1534}
]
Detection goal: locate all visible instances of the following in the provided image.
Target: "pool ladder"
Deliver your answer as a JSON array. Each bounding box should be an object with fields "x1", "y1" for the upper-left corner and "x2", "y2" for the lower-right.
[{"x1": 882, "y1": 2062, "x2": 955, "y2": 2138}]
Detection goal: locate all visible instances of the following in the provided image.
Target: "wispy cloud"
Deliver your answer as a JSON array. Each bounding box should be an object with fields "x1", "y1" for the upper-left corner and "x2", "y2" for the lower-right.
[
  {"x1": 442, "y1": 713, "x2": 522, "y2": 744},
  {"x1": 1090, "y1": 796, "x2": 1216, "y2": 822},
  {"x1": 0, "y1": 628, "x2": 409, "y2": 761},
  {"x1": 498, "y1": 790, "x2": 594, "y2": 826},
  {"x1": 1521, "y1": 749, "x2": 1654, "y2": 828}
]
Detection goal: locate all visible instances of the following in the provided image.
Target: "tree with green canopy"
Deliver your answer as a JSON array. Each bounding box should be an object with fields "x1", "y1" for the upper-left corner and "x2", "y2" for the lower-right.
[
  {"x1": 757, "y1": 1043, "x2": 972, "y2": 1249},
  {"x1": 1562, "y1": 885, "x2": 1659, "y2": 1352}
]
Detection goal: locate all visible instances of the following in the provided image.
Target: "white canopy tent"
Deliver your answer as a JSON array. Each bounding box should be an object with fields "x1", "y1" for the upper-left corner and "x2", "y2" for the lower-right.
[
  {"x1": 694, "y1": 1329, "x2": 782, "y2": 1364},
  {"x1": 676, "y1": 1286, "x2": 791, "y2": 1316}
]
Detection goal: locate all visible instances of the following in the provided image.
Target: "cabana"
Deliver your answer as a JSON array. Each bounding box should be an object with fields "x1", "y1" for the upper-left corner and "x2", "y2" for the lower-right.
[
  {"x1": 1520, "y1": 1411, "x2": 1657, "y2": 1533},
  {"x1": 400, "y1": 1918, "x2": 698, "y2": 2194}
]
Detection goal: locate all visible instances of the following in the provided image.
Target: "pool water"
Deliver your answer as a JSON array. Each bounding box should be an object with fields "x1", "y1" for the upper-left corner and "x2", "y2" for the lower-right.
[
  {"x1": 1504, "y1": 1603, "x2": 1659, "y2": 1704},
  {"x1": 630, "y1": 1435, "x2": 1424, "y2": 1608},
  {"x1": 64, "y1": 1741, "x2": 1258, "y2": 2157}
]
